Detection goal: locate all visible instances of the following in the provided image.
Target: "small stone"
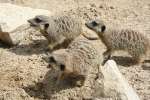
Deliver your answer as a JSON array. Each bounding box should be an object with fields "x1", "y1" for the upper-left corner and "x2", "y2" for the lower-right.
[
  {"x1": 99, "y1": 5, "x2": 103, "y2": 8},
  {"x1": 110, "y1": 6, "x2": 115, "y2": 9},
  {"x1": 90, "y1": 3, "x2": 96, "y2": 7}
]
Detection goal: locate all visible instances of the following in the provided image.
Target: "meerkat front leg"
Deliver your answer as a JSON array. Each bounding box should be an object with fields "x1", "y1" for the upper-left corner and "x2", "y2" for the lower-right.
[
  {"x1": 48, "y1": 44, "x2": 54, "y2": 51},
  {"x1": 102, "y1": 49, "x2": 112, "y2": 65},
  {"x1": 56, "y1": 72, "x2": 65, "y2": 86},
  {"x1": 48, "y1": 36, "x2": 66, "y2": 52},
  {"x1": 47, "y1": 42, "x2": 58, "y2": 52}
]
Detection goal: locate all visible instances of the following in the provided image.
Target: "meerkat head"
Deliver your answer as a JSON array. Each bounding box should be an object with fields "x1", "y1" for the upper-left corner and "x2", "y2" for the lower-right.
[
  {"x1": 48, "y1": 49, "x2": 73, "y2": 74},
  {"x1": 27, "y1": 15, "x2": 50, "y2": 31},
  {"x1": 85, "y1": 19, "x2": 106, "y2": 36}
]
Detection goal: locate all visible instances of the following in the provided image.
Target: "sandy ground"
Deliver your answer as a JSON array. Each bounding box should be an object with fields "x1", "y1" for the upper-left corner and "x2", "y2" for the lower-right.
[{"x1": 0, "y1": 0, "x2": 150, "y2": 100}]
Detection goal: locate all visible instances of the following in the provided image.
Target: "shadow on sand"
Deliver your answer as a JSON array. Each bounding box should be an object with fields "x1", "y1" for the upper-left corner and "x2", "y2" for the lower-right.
[
  {"x1": 8, "y1": 40, "x2": 49, "y2": 56},
  {"x1": 111, "y1": 56, "x2": 138, "y2": 67},
  {"x1": 108, "y1": 56, "x2": 150, "y2": 69},
  {"x1": 8, "y1": 39, "x2": 71, "y2": 56},
  {"x1": 23, "y1": 69, "x2": 80, "y2": 99}
]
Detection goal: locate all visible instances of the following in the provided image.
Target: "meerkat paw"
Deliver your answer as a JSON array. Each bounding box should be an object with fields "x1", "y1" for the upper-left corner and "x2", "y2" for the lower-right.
[
  {"x1": 75, "y1": 80, "x2": 84, "y2": 87},
  {"x1": 45, "y1": 44, "x2": 54, "y2": 52},
  {"x1": 102, "y1": 54, "x2": 111, "y2": 65},
  {"x1": 103, "y1": 51, "x2": 111, "y2": 59}
]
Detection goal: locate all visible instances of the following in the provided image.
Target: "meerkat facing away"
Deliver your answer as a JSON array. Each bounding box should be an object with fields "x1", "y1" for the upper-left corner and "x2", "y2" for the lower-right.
[
  {"x1": 48, "y1": 34, "x2": 104, "y2": 86},
  {"x1": 28, "y1": 14, "x2": 98, "y2": 51},
  {"x1": 85, "y1": 19, "x2": 150, "y2": 64}
]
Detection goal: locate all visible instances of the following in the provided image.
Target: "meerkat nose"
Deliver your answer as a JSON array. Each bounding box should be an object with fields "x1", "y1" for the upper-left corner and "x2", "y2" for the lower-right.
[{"x1": 27, "y1": 19, "x2": 32, "y2": 23}]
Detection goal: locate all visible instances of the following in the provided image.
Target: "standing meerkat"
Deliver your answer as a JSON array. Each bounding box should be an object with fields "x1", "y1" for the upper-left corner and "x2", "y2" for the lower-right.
[
  {"x1": 85, "y1": 19, "x2": 150, "y2": 64},
  {"x1": 28, "y1": 14, "x2": 97, "y2": 51},
  {"x1": 48, "y1": 33, "x2": 104, "y2": 86}
]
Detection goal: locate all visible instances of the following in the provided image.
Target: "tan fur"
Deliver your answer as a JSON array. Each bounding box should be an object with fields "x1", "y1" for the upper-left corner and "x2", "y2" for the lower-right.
[
  {"x1": 48, "y1": 34, "x2": 104, "y2": 86},
  {"x1": 85, "y1": 19, "x2": 150, "y2": 64},
  {"x1": 28, "y1": 13, "x2": 82, "y2": 51},
  {"x1": 28, "y1": 14, "x2": 98, "y2": 51}
]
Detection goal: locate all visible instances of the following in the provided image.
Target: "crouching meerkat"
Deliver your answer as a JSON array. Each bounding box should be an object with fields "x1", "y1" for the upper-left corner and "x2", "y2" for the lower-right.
[
  {"x1": 28, "y1": 14, "x2": 97, "y2": 51},
  {"x1": 48, "y1": 34, "x2": 104, "y2": 86},
  {"x1": 85, "y1": 19, "x2": 150, "y2": 64}
]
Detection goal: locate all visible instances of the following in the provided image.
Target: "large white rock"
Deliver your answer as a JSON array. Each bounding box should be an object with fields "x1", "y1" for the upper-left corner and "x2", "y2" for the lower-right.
[
  {"x1": 0, "y1": 3, "x2": 50, "y2": 32},
  {"x1": 101, "y1": 60, "x2": 140, "y2": 100},
  {"x1": 0, "y1": 3, "x2": 51, "y2": 45}
]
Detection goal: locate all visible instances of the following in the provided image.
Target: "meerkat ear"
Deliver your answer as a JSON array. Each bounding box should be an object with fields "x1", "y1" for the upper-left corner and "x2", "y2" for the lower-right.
[
  {"x1": 44, "y1": 23, "x2": 49, "y2": 30},
  {"x1": 59, "y1": 64, "x2": 66, "y2": 71},
  {"x1": 101, "y1": 25, "x2": 106, "y2": 32}
]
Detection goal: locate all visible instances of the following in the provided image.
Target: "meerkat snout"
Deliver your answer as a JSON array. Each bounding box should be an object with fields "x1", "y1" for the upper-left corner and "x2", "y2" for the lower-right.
[
  {"x1": 28, "y1": 15, "x2": 49, "y2": 28},
  {"x1": 27, "y1": 17, "x2": 42, "y2": 26}
]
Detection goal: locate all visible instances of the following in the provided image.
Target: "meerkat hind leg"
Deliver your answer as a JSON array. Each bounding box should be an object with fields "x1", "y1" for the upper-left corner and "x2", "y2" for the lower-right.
[
  {"x1": 139, "y1": 58, "x2": 145, "y2": 64},
  {"x1": 133, "y1": 55, "x2": 145, "y2": 66}
]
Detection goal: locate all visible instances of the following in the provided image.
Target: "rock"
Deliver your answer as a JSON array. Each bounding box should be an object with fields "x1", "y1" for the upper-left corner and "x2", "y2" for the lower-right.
[
  {"x1": 109, "y1": 6, "x2": 115, "y2": 9},
  {"x1": 0, "y1": 3, "x2": 51, "y2": 46},
  {"x1": 101, "y1": 60, "x2": 140, "y2": 100}
]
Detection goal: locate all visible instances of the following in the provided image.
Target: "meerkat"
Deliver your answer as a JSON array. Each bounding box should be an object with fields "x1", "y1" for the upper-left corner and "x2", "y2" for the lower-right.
[
  {"x1": 28, "y1": 14, "x2": 97, "y2": 51},
  {"x1": 85, "y1": 19, "x2": 150, "y2": 64},
  {"x1": 48, "y1": 34, "x2": 104, "y2": 86}
]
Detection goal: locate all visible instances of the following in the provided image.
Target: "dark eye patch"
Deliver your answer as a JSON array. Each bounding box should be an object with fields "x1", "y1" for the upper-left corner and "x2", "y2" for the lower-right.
[
  {"x1": 49, "y1": 56, "x2": 56, "y2": 63},
  {"x1": 91, "y1": 21, "x2": 98, "y2": 27},
  {"x1": 59, "y1": 64, "x2": 65, "y2": 71},
  {"x1": 35, "y1": 18, "x2": 42, "y2": 23}
]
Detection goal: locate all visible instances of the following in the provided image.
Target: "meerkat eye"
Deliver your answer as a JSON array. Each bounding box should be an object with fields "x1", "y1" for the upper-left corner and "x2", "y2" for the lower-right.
[
  {"x1": 35, "y1": 18, "x2": 42, "y2": 23},
  {"x1": 91, "y1": 21, "x2": 98, "y2": 27},
  {"x1": 59, "y1": 64, "x2": 65, "y2": 71}
]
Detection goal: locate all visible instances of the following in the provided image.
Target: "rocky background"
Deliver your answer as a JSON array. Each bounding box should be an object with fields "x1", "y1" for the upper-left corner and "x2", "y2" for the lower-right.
[{"x1": 0, "y1": 0, "x2": 149, "y2": 100}]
